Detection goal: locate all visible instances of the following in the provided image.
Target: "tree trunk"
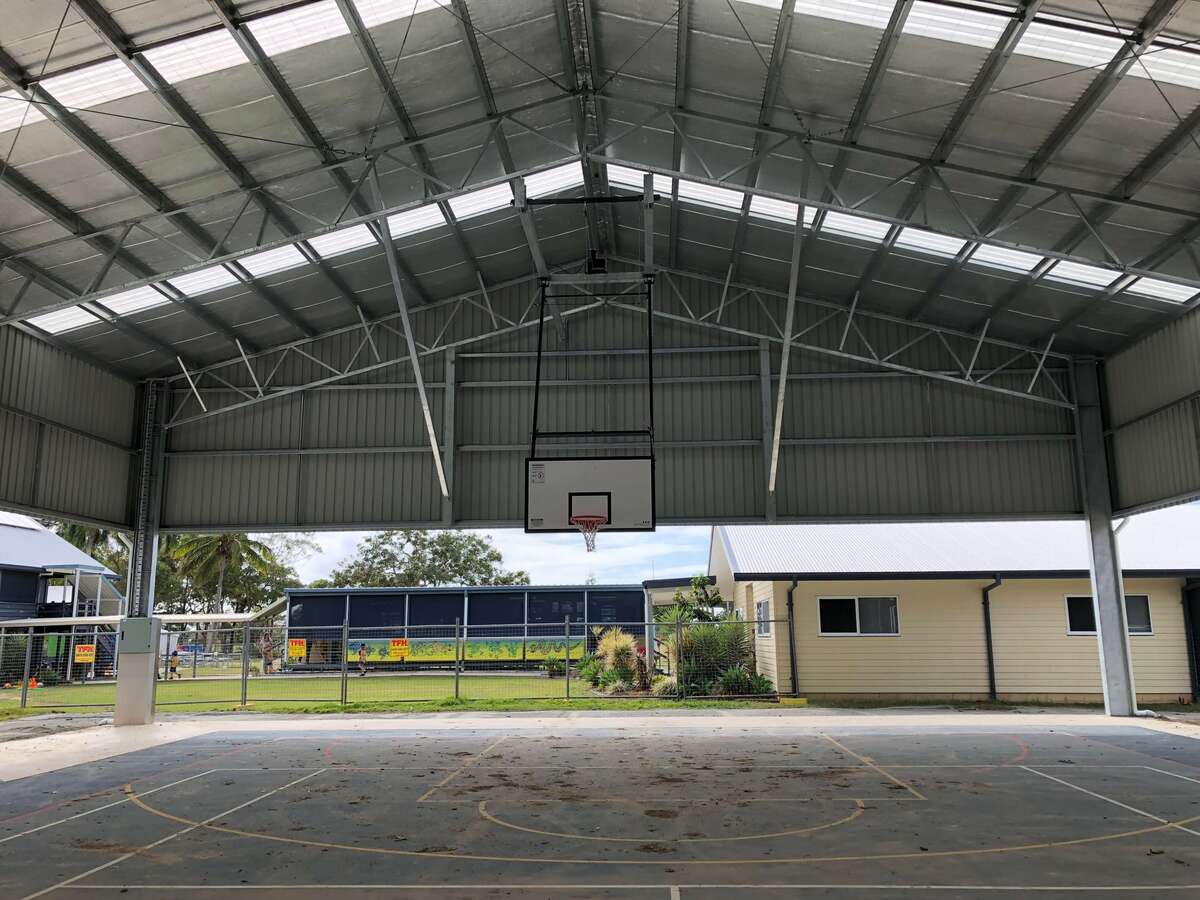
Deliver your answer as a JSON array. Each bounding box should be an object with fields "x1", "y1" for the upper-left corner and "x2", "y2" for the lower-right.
[{"x1": 205, "y1": 561, "x2": 226, "y2": 651}]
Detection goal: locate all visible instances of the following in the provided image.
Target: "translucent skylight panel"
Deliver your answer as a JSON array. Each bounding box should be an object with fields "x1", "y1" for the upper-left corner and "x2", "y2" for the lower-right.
[
  {"x1": 1045, "y1": 260, "x2": 1118, "y2": 290},
  {"x1": 749, "y1": 195, "x2": 800, "y2": 224},
  {"x1": 42, "y1": 58, "x2": 143, "y2": 110},
  {"x1": 1127, "y1": 276, "x2": 1196, "y2": 303},
  {"x1": 387, "y1": 203, "x2": 447, "y2": 235},
  {"x1": 448, "y1": 182, "x2": 514, "y2": 220},
  {"x1": 525, "y1": 162, "x2": 586, "y2": 198},
  {"x1": 971, "y1": 244, "x2": 1044, "y2": 273},
  {"x1": 240, "y1": 244, "x2": 309, "y2": 278},
  {"x1": 250, "y1": 0, "x2": 349, "y2": 57},
  {"x1": 26, "y1": 306, "x2": 100, "y2": 334},
  {"x1": 904, "y1": 0, "x2": 1006, "y2": 50},
  {"x1": 676, "y1": 178, "x2": 745, "y2": 213},
  {"x1": 101, "y1": 286, "x2": 171, "y2": 317},
  {"x1": 1135, "y1": 47, "x2": 1200, "y2": 91},
  {"x1": 1016, "y1": 22, "x2": 1124, "y2": 69},
  {"x1": 308, "y1": 224, "x2": 377, "y2": 257},
  {"x1": 0, "y1": 92, "x2": 43, "y2": 133},
  {"x1": 792, "y1": 0, "x2": 895, "y2": 31},
  {"x1": 355, "y1": 0, "x2": 446, "y2": 28},
  {"x1": 168, "y1": 265, "x2": 240, "y2": 295},
  {"x1": 822, "y1": 210, "x2": 890, "y2": 242},
  {"x1": 143, "y1": 28, "x2": 247, "y2": 83},
  {"x1": 895, "y1": 226, "x2": 967, "y2": 257},
  {"x1": 605, "y1": 164, "x2": 672, "y2": 194}
]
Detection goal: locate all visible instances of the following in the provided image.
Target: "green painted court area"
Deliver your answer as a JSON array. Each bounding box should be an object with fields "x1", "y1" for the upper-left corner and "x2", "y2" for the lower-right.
[{"x1": 0, "y1": 672, "x2": 570, "y2": 710}]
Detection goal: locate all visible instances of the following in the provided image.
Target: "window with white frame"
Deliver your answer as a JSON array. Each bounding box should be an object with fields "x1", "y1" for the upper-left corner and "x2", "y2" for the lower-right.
[
  {"x1": 755, "y1": 598, "x2": 771, "y2": 636},
  {"x1": 819, "y1": 596, "x2": 899, "y2": 635},
  {"x1": 1066, "y1": 595, "x2": 1152, "y2": 635}
]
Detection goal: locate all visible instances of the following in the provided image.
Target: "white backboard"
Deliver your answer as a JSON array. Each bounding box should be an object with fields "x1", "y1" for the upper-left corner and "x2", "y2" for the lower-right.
[{"x1": 525, "y1": 457, "x2": 655, "y2": 532}]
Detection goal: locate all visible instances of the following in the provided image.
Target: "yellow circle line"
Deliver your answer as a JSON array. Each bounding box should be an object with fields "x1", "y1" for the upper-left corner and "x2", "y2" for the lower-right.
[
  {"x1": 123, "y1": 785, "x2": 1200, "y2": 867},
  {"x1": 476, "y1": 798, "x2": 865, "y2": 843}
]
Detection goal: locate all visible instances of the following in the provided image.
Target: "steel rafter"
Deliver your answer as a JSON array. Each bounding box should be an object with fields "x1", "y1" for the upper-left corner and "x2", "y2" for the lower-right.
[
  {"x1": 334, "y1": 0, "x2": 492, "y2": 297},
  {"x1": 553, "y1": 0, "x2": 603, "y2": 254},
  {"x1": 205, "y1": 0, "x2": 429, "y2": 305},
  {"x1": 576, "y1": 0, "x2": 619, "y2": 255},
  {"x1": 793, "y1": 0, "x2": 914, "y2": 286},
  {"x1": 0, "y1": 45, "x2": 318, "y2": 343},
  {"x1": 723, "y1": 0, "x2": 799, "y2": 281},
  {"x1": 853, "y1": 0, "x2": 1043, "y2": 304},
  {"x1": 164, "y1": 252, "x2": 1072, "y2": 433},
  {"x1": 667, "y1": 0, "x2": 690, "y2": 269},
  {"x1": 911, "y1": 0, "x2": 1186, "y2": 319}
]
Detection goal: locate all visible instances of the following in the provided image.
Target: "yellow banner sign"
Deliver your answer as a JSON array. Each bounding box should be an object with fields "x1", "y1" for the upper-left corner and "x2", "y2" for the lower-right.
[
  {"x1": 73, "y1": 644, "x2": 96, "y2": 664},
  {"x1": 389, "y1": 638, "x2": 410, "y2": 659},
  {"x1": 287, "y1": 638, "x2": 307, "y2": 660}
]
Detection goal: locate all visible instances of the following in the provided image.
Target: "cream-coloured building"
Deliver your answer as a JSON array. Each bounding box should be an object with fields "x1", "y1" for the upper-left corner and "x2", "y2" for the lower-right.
[{"x1": 708, "y1": 508, "x2": 1200, "y2": 704}]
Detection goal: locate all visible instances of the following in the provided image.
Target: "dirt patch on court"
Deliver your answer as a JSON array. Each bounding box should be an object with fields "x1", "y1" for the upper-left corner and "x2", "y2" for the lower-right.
[
  {"x1": 644, "y1": 809, "x2": 679, "y2": 819},
  {"x1": 637, "y1": 842, "x2": 675, "y2": 854},
  {"x1": 71, "y1": 839, "x2": 148, "y2": 855}
]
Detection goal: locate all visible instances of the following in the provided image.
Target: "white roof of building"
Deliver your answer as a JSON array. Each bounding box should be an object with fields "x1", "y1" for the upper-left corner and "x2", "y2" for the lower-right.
[
  {"x1": 714, "y1": 504, "x2": 1200, "y2": 578},
  {"x1": 0, "y1": 513, "x2": 117, "y2": 576}
]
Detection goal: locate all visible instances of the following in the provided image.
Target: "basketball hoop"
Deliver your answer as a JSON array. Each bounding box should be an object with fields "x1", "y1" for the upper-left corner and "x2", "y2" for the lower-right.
[{"x1": 570, "y1": 515, "x2": 607, "y2": 552}]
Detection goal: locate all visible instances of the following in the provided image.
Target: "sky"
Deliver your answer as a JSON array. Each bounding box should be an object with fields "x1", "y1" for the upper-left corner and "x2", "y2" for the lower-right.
[{"x1": 291, "y1": 526, "x2": 713, "y2": 586}]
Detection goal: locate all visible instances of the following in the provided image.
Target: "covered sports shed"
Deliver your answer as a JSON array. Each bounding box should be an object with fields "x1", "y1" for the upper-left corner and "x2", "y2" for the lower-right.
[{"x1": 3, "y1": 0, "x2": 1200, "y2": 717}]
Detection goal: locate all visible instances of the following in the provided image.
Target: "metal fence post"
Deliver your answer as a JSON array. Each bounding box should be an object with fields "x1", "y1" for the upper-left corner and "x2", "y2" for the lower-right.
[
  {"x1": 675, "y1": 619, "x2": 684, "y2": 700},
  {"x1": 192, "y1": 643, "x2": 198, "y2": 679},
  {"x1": 564, "y1": 616, "x2": 571, "y2": 701},
  {"x1": 340, "y1": 622, "x2": 350, "y2": 706},
  {"x1": 454, "y1": 618, "x2": 461, "y2": 700},
  {"x1": 20, "y1": 627, "x2": 34, "y2": 708},
  {"x1": 240, "y1": 624, "x2": 251, "y2": 706}
]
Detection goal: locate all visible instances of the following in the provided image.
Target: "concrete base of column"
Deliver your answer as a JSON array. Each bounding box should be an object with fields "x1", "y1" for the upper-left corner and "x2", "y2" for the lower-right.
[{"x1": 114, "y1": 617, "x2": 161, "y2": 727}]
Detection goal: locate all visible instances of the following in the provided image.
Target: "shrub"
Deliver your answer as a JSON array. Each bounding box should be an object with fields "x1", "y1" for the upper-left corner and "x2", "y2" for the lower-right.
[
  {"x1": 542, "y1": 658, "x2": 565, "y2": 677},
  {"x1": 675, "y1": 659, "x2": 712, "y2": 696},
  {"x1": 716, "y1": 664, "x2": 752, "y2": 696},
  {"x1": 597, "y1": 666, "x2": 634, "y2": 692},
  {"x1": 597, "y1": 628, "x2": 637, "y2": 672},
  {"x1": 651, "y1": 675, "x2": 680, "y2": 697},
  {"x1": 747, "y1": 673, "x2": 775, "y2": 695},
  {"x1": 603, "y1": 678, "x2": 631, "y2": 695},
  {"x1": 576, "y1": 654, "x2": 601, "y2": 686}
]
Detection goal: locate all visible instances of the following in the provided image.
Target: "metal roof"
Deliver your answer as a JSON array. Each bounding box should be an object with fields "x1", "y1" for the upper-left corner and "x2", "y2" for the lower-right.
[
  {"x1": 0, "y1": 513, "x2": 118, "y2": 575},
  {"x1": 714, "y1": 502, "x2": 1200, "y2": 577},
  {"x1": 4, "y1": 0, "x2": 1200, "y2": 381}
]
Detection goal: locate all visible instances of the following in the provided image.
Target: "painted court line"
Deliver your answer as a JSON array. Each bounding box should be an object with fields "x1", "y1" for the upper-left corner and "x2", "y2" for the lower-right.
[
  {"x1": 19, "y1": 769, "x2": 327, "y2": 900},
  {"x1": 416, "y1": 735, "x2": 510, "y2": 802},
  {"x1": 0, "y1": 770, "x2": 217, "y2": 846},
  {"x1": 1021, "y1": 766, "x2": 1200, "y2": 839},
  {"x1": 1142, "y1": 767, "x2": 1200, "y2": 787},
  {"x1": 54, "y1": 884, "x2": 1200, "y2": 892},
  {"x1": 821, "y1": 734, "x2": 927, "y2": 800}
]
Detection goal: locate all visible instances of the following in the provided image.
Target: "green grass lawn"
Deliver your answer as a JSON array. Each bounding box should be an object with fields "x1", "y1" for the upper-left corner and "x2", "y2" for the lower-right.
[{"x1": 0, "y1": 671, "x2": 574, "y2": 712}]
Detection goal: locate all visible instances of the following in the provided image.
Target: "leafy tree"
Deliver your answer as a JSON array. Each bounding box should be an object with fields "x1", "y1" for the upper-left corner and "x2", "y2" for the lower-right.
[
  {"x1": 328, "y1": 530, "x2": 529, "y2": 587},
  {"x1": 657, "y1": 575, "x2": 726, "y2": 623},
  {"x1": 173, "y1": 534, "x2": 278, "y2": 646}
]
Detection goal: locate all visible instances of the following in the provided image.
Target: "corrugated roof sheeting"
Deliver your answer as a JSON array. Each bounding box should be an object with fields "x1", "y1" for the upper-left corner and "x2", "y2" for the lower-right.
[
  {"x1": 1105, "y1": 308, "x2": 1200, "y2": 512},
  {"x1": 0, "y1": 326, "x2": 134, "y2": 526}
]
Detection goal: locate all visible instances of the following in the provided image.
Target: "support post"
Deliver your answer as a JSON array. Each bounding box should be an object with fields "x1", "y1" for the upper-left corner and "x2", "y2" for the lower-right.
[
  {"x1": 340, "y1": 619, "x2": 350, "y2": 706},
  {"x1": 1072, "y1": 359, "x2": 1137, "y2": 716},
  {"x1": 676, "y1": 618, "x2": 684, "y2": 699},
  {"x1": 454, "y1": 617, "x2": 462, "y2": 700},
  {"x1": 240, "y1": 623, "x2": 251, "y2": 706},
  {"x1": 20, "y1": 627, "x2": 33, "y2": 707},
  {"x1": 759, "y1": 340, "x2": 778, "y2": 521},
  {"x1": 565, "y1": 616, "x2": 571, "y2": 700},
  {"x1": 116, "y1": 381, "x2": 168, "y2": 726},
  {"x1": 785, "y1": 580, "x2": 799, "y2": 696}
]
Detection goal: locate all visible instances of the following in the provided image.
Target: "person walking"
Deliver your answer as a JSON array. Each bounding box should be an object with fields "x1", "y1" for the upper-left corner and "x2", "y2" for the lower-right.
[{"x1": 358, "y1": 643, "x2": 368, "y2": 677}]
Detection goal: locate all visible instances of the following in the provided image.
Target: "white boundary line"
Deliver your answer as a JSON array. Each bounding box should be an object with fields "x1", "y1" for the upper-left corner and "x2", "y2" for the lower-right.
[
  {"x1": 52, "y1": 883, "x2": 1200, "y2": 892},
  {"x1": 19, "y1": 770, "x2": 326, "y2": 900},
  {"x1": 1022, "y1": 766, "x2": 1200, "y2": 839},
  {"x1": 0, "y1": 770, "x2": 217, "y2": 845}
]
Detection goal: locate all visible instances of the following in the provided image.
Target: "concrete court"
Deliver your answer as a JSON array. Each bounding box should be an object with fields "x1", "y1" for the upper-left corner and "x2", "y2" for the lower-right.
[{"x1": 3, "y1": 712, "x2": 1200, "y2": 897}]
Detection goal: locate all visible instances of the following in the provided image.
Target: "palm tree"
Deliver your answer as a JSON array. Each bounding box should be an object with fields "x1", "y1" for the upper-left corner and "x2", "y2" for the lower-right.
[
  {"x1": 172, "y1": 534, "x2": 276, "y2": 648},
  {"x1": 53, "y1": 522, "x2": 113, "y2": 558}
]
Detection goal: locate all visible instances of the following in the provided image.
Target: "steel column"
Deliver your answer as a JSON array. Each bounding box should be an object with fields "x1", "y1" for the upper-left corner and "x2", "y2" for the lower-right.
[
  {"x1": 127, "y1": 382, "x2": 167, "y2": 618},
  {"x1": 1073, "y1": 360, "x2": 1137, "y2": 716}
]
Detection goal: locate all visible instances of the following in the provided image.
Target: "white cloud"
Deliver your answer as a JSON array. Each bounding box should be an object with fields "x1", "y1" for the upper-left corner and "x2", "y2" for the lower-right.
[{"x1": 291, "y1": 526, "x2": 711, "y2": 586}]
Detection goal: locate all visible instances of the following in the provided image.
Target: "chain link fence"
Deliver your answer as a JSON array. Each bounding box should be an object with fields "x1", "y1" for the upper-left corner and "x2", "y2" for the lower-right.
[{"x1": 0, "y1": 619, "x2": 789, "y2": 710}]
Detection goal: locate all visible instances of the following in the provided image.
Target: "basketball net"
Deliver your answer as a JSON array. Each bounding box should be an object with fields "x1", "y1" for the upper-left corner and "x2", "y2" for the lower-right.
[{"x1": 570, "y1": 515, "x2": 607, "y2": 552}]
